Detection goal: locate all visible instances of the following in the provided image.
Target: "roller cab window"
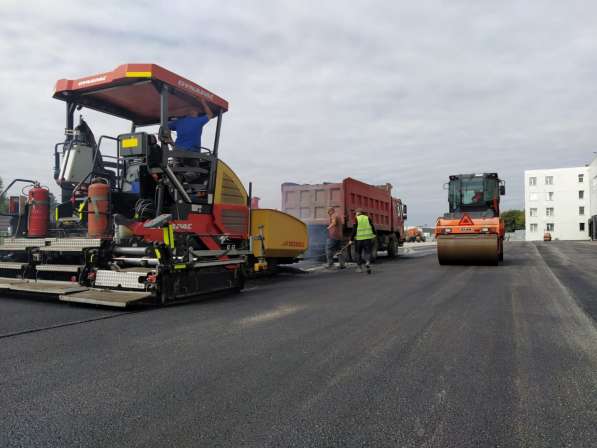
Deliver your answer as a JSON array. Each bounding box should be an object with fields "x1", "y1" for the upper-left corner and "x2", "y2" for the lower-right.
[{"x1": 460, "y1": 178, "x2": 484, "y2": 205}]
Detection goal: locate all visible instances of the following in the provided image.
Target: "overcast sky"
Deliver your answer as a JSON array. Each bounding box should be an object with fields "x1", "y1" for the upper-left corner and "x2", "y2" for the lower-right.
[{"x1": 2, "y1": 0, "x2": 597, "y2": 225}]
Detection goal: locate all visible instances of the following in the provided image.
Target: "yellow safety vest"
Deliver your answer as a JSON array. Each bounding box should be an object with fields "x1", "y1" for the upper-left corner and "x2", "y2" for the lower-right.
[{"x1": 355, "y1": 215, "x2": 375, "y2": 240}]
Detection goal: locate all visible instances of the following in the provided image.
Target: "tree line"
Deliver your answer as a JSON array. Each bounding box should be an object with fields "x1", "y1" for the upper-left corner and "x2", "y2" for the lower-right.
[{"x1": 501, "y1": 209, "x2": 525, "y2": 233}]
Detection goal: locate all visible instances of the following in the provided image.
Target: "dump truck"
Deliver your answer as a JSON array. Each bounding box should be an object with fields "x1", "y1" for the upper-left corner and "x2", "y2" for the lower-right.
[
  {"x1": 281, "y1": 178, "x2": 407, "y2": 260},
  {"x1": 435, "y1": 173, "x2": 505, "y2": 265},
  {"x1": 0, "y1": 63, "x2": 306, "y2": 307}
]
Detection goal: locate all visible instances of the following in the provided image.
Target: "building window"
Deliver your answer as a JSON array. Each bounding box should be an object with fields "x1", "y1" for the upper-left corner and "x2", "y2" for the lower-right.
[
  {"x1": 579, "y1": 173, "x2": 584, "y2": 183},
  {"x1": 546, "y1": 207, "x2": 554, "y2": 217},
  {"x1": 529, "y1": 177, "x2": 537, "y2": 186},
  {"x1": 545, "y1": 176, "x2": 554, "y2": 185},
  {"x1": 579, "y1": 190, "x2": 584, "y2": 199},
  {"x1": 545, "y1": 192, "x2": 554, "y2": 201},
  {"x1": 546, "y1": 223, "x2": 554, "y2": 231},
  {"x1": 529, "y1": 208, "x2": 537, "y2": 217},
  {"x1": 530, "y1": 223, "x2": 538, "y2": 232},
  {"x1": 529, "y1": 192, "x2": 538, "y2": 201},
  {"x1": 579, "y1": 206, "x2": 585, "y2": 216},
  {"x1": 580, "y1": 222, "x2": 586, "y2": 231}
]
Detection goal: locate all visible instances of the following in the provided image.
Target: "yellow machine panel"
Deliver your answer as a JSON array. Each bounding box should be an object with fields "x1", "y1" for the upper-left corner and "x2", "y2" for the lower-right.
[
  {"x1": 251, "y1": 209, "x2": 308, "y2": 260},
  {"x1": 214, "y1": 160, "x2": 248, "y2": 205}
]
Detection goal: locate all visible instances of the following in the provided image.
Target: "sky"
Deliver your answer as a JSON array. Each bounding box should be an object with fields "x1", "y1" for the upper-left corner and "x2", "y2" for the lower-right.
[{"x1": 1, "y1": 0, "x2": 597, "y2": 225}]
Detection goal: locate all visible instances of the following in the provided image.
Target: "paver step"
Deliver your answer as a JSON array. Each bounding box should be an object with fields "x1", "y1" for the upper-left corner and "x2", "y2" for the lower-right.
[
  {"x1": 2, "y1": 279, "x2": 87, "y2": 295},
  {"x1": 0, "y1": 238, "x2": 50, "y2": 251},
  {"x1": 39, "y1": 238, "x2": 102, "y2": 252},
  {"x1": 0, "y1": 261, "x2": 27, "y2": 270},
  {"x1": 59, "y1": 289, "x2": 152, "y2": 307},
  {"x1": 36, "y1": 264, "x2": 83, "y2": 273}
]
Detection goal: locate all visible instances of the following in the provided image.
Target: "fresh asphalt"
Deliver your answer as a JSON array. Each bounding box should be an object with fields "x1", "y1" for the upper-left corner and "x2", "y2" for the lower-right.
[{"x1": 1, "y1": 242, "x2": 596, "y2": 447}]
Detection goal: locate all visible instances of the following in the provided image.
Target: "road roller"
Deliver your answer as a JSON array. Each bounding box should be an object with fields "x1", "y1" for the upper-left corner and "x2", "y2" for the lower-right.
[
  {"x1": 435, "y1": 173, "x2": 505, "y2": 265},
  {"x1": 0, "y1": 63, "x2": 306, "y2": 308}
]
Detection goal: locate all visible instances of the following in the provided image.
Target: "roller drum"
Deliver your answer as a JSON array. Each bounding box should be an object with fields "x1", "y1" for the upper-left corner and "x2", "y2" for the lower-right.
[{"x1": 437, "y1": 234, "x2": 499, "y2": 265}]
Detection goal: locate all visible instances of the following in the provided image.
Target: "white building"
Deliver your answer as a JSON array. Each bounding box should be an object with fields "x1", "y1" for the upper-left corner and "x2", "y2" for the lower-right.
[
  {"x1": 524, "y1": 158, "x2": 597, "y2": 241},
  {"x1": 589, "y1": 158, "x2": 597, "y2": 228}
]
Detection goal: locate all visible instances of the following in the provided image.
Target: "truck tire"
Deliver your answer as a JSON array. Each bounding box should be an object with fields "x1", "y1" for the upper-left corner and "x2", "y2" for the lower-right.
[
  {"x1": 349, "y1": 243, "x2": 357, "y2": 262},
  {"x1": 371, "y1": 239, "x2": 378, "y2": 263},
  {"x1": 387, "y1": 237, "x2": 399, "y2": 258}
]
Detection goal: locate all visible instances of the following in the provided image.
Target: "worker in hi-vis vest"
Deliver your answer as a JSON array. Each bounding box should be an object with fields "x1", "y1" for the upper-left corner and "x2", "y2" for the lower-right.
[{"x1": 350, "y1": 208, "x2": 376, "y2": 274}]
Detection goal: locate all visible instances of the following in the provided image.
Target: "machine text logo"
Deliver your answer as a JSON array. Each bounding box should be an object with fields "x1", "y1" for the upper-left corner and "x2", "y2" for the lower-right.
[
  {"x1": 78, "y1": 76, "x2": 107, "y2": 87},
  {"x1": 173, "y1": 223, "x2": 193, "y2": 231},
  {"x1": 177, "y1": 80, "x2": 214, "y2": 100}
]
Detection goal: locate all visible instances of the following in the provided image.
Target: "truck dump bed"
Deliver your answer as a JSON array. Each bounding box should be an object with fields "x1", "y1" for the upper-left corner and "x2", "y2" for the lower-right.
[
  {"x1": 281, "y1": 178, "x2": 399, "y2": 231},
  {"x1": 342, "y1": 178, "x2": 393, "y2": 231},
  {"x1": 281, "y1": 182, "x2": 343, "y2": 225}
]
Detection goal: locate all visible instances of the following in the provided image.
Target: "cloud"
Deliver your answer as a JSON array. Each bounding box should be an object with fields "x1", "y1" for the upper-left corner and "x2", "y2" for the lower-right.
[{"x1": 2, "y1": 0, "x2": 597, "y2": 225}]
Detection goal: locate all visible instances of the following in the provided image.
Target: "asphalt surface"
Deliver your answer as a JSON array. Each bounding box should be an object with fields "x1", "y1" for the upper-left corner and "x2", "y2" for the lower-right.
[{"x1": 1, "y1": 241, "x2": 596, "y2": 447}]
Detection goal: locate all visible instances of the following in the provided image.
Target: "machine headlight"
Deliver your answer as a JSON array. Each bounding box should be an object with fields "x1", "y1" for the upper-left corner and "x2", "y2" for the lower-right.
[
  {"x1": 444, "y1": 228, "x2": 452, "y2": 234},
  {"x1": 481, "y1": 227, "x2": 489, "y2": 233}
]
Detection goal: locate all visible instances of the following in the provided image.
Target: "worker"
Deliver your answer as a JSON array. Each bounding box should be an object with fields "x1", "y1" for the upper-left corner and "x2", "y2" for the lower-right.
[
  {"x1": 350, "y1": 209, "x2": 376, "y2": 274},
  {"x1": 326, "y1": 207, "x2": 346, "y2": 269},
  {"x1": 168, "y1": 98, "x2": 214, "y2": 152},
  {"x1": 167, "y1": 99, "x2": 214, "y2": 186}
]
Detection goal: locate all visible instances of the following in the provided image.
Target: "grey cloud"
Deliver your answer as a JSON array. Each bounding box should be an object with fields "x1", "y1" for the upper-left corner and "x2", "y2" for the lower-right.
[{"x1": 2, "y1": 0, "x2": 597, "y2": 225}]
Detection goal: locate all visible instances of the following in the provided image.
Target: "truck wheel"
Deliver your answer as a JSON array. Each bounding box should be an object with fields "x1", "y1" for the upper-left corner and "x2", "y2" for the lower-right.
[
  {"x1": 349, "y1": 243, "x2": 357, "y2": 262},
  {"x1": 370, "y1": 239, "x2": 378, "y2": 263},
  {"x1": 387, "y1": 238, "x2": 398, "y2": 258}
]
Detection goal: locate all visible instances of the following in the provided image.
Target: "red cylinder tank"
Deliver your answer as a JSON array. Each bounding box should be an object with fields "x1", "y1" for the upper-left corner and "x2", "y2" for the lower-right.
[
  {"x1": 88, "y1": 180, "x2": 111, "y2": 238},
  {"x1": 27, "y1": 185, "x2": 49, "y2": 237}
]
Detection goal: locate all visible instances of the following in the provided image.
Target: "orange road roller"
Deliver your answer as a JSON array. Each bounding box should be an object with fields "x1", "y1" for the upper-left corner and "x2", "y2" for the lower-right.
[{"x1": 435, "y1": 173, "x2": 505, "y2": 265}]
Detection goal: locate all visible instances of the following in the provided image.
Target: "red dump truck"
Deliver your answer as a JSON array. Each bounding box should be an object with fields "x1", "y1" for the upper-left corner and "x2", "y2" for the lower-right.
[{"x1": 281, "y1": 178, "x2": 407, "y2": 260}]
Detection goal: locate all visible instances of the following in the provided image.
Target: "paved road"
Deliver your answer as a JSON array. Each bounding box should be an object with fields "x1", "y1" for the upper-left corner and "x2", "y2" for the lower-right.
[{"x1": 1, "y1": 242, "x2": 596, "y2": 447}]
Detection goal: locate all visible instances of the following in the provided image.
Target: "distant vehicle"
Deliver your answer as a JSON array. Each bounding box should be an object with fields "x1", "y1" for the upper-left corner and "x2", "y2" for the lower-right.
[
  {"x1": 543, "y1": 231, "x2": 552, "y2": 241},
  {"x1": 406, "y1": 227, "x2": 426, "y2": 242},
  {"x1": 281, "y1": 178, "x2": 407, "y2": 260}
]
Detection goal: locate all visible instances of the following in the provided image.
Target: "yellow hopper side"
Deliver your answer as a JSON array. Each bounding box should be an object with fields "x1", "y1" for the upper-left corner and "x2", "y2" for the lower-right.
[{"x1": 250, "y1": 209, "x2": 308, "y2": 260}]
